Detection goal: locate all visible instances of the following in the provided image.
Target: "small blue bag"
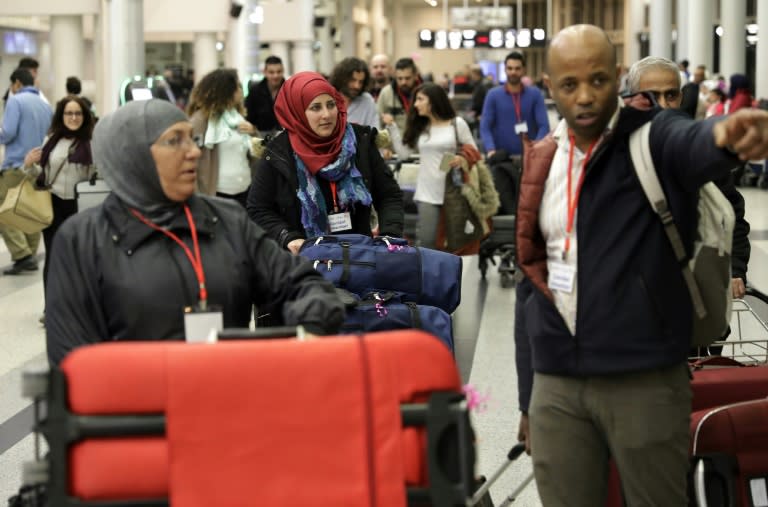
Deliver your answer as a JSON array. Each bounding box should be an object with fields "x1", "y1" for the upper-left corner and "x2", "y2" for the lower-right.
[
  {"x1": 300, "y1": 234, "x2": 462, "y2": 314},
  {"x1": 338, "y1": 290, "x2": 454, "y2": 352}
]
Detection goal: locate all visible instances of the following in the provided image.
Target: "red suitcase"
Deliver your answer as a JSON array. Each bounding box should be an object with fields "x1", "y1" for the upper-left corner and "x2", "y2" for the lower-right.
[
  {"x1": 23, "y1": 331, "x2": 479, "y2": 506},
  {"x1": 690, "y1": 398, "x2": 768, "y2": 507},
  {"x1": 692, "y1": 365, "x2": 768, "y2": 411}
]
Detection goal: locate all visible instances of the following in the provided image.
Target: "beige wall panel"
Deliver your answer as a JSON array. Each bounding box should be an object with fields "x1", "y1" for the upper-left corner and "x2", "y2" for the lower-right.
[
  {"x1": 143, "y1": 0, "x2": 229, "y2": 34},
  {"x1": 0, "y1": 0, "x2": 99, "y2": 16}
]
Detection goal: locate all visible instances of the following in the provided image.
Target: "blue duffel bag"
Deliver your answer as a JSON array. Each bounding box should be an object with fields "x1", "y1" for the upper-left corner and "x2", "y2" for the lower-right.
[
  {"x1": 299, "y1": 234, "x2": 462, "y2": 314},
  {"x1": 337, "y1": 290, "x2": 454, "y2": 352}
]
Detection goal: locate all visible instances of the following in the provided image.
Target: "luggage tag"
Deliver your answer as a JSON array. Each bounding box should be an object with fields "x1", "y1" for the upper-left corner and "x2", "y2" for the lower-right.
[
  {"x1": 515, "y1": 122, "x2": 529, "y2": 135},
  {"x1": 328, "y1": 211, "x2": 353, "y2": 232},
  {"x1": 548, "y1": 262, "x2": 576, "y2": 293},
  {"x1": 183, "y1": 304, "x2": 223, "y2": 343}
]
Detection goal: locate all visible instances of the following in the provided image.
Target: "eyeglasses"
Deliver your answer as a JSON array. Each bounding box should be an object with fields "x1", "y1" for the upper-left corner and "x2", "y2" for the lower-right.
[
  {"x1": 63, "y1": 111, "x2": 84, "y2": 118},
  {"x1": 646, "y1": 88, "x2": 681, "y2": 104},
  {"x1": 156, "y1": 133, "x2": 204, "y2": 151}
]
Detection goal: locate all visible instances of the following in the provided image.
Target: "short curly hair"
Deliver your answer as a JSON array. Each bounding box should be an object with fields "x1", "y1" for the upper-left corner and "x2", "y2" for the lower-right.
[{"x1": 187, "y1": 68, "x2": 244, "y2": 119}]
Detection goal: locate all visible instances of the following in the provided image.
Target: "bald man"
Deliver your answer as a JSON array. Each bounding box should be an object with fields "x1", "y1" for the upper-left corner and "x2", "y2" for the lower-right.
[
  {"x1": 368, "y1": 54, "x2": 391, "y2": 101},
  {"x1": 515, "y1": 24, "x2": 768, "y2": 506}
]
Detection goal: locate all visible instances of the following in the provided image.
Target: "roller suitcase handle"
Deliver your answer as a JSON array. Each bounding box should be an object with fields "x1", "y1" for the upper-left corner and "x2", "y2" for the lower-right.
[{"x1": 470, "y1": 443, "x2": 534, "y2": 506}]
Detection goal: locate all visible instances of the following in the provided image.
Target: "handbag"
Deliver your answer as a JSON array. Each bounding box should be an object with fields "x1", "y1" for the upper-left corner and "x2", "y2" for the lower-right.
[
  {"x1": 0, "y1": 177, "x2": 53, "y2": 234},
  {"x1": 439, "y1": 119, "x2": 485, "y2": 254}
]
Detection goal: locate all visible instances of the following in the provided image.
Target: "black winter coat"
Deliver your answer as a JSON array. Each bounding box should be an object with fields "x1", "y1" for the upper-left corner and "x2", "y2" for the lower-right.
[
  {"x1": 245, "y1": 78, "x2": 282, "y2": 132},
  {"x1": 246, "y1": 124, "x2": 404, "y2": 249},
  {"x1": 46, "y1": 194, "x2": 345, "y2": 366}
]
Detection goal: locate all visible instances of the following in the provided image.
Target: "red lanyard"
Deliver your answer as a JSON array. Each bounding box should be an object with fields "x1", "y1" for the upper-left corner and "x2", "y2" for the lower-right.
[
  {"x1": 130, "y1": 205, "x2": 208, "y2": 308},
  {"x1": 330, "y1": 181, "x2": 339, "y2": 213},
  {"x1": 506, "y1": 84, "x2": 523, "y2": 123},
  {"x1": 396, "y1": 88, "x2": 411, "y2": 114},
  {"x1": 563, "y1": 133, "x2": 598, "y2": 259}
]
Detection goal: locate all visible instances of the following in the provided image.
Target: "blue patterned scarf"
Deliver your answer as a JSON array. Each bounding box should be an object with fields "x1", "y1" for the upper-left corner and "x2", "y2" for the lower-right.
[{"x1": 295, "y1": 125, "x2": 373, "y2": 237}]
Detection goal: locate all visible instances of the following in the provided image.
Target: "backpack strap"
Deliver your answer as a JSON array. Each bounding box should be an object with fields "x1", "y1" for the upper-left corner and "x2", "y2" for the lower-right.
[{"x1": 628, "y1": 121, "x2": 707, "y2": 319}]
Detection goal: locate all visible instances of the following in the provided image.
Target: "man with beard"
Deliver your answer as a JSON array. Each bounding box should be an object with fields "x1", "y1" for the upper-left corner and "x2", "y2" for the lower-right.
[
  {"x1": 329, "y1": 57, "x2": 379, "y2": 129},
  {"x1": 480, "y1": 51, "x2": 549, "y2": 160},
  {"x1": 377, "y1": 57, "x2": 420, "y2": 133},
  {"x1": 480, "y1": 51, "x2": 549, "y2": 217},
  {"x1": 514, "y1": 24, "x2": 768, "y2": 506},
  {"x1": 368, "y1": 54, "x2": 391, "y2": 101},
  {"x1": 245, "y1": 56, "x2": 285, "y2": 137}
]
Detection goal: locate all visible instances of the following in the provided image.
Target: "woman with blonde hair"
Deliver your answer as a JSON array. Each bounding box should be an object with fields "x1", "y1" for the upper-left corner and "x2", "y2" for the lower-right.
[{"x1": 188, "y1": 68, "x2": 257, "y2": 206}]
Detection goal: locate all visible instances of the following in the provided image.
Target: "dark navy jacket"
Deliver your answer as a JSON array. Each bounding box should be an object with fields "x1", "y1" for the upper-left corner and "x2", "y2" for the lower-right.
[{"x1": 516, "y1": 107, "x2": 739, "y2": 382}]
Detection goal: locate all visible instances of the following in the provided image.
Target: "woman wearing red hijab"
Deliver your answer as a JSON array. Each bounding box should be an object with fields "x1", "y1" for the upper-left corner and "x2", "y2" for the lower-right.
[{"x1": 247, "y1": 71, "x2": 403, "y2": 254}]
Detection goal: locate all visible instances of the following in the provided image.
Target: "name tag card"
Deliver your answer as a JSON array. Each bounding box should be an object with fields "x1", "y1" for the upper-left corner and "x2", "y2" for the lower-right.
[
  {"x1": 328, "y1": 212, "x2": 353, "y2": 232},
  {"x1": 515, "y1": 122, "x2": 529, "y2": 134},
  {"x1": 548, "y1": 262, "x2": 576, "y2": 293},
  {"x1": 184, "y1": 305, "x2": 223, "y2": 343}
]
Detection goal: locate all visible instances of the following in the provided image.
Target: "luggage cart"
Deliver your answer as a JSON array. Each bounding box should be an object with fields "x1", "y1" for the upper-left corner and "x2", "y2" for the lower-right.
[{"x1": 692, "y1": 287, "x2": 768, "y2": 365}]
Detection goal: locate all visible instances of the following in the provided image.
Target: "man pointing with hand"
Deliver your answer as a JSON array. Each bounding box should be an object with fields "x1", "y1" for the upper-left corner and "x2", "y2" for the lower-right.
[{"x1": 514, "y1": 24, "x2": 768, "y2": 507}]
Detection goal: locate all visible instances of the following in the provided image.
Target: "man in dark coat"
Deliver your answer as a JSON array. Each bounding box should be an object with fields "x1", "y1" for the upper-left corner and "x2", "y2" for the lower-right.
[{"x1": 245, "y1": 56, "x2": 285, "y2": 136}]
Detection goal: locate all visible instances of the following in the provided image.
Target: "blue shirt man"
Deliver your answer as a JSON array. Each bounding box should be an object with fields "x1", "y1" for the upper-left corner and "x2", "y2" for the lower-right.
[
  {"x1": 0, "y1": 68, "x2": 51, "y2": 275},
  {"x1": 480, "y1": 51, "x2": 550, "y2": 156},
  {"x1": 1, "y1": 82, "x2": 52, "y2": 169}
]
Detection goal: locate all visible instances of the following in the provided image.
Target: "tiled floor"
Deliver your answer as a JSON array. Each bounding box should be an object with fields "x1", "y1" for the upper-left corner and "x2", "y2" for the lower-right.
[{"x1": 0, "y1": 187, "x2": 766, "y2": 505}]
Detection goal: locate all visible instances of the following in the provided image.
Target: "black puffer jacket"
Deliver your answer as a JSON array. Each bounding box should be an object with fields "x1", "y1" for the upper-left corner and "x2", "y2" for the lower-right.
[
  {"x1": 46, "y1": 194, "x2": 345, "y2": 366},
  {"x1": 247, "y1": 124, "x2": 404, "y2": 249}
]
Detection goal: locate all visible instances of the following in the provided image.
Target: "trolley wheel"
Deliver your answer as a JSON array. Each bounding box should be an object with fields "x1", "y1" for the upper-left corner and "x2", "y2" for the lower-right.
[
  {"x1": 21, "y1": 370, "x2": 49, "y2": 399},
  {"x1": 22, "y1": 460, "x2": 49, "y2": 485},
  {"x1": 500, "y1": 272, "x2": 514, "y2": 288}
]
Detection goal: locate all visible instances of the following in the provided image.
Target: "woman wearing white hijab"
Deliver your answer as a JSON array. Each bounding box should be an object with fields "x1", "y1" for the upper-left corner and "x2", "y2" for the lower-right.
[{"x1": 45, "y1": 99, "x2": 344, "y2": 366}]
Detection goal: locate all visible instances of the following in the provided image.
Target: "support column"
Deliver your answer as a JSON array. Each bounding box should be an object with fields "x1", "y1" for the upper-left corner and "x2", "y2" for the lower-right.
[
  {"x1": 371, "y1": 0, "x2": 385, "y2": 56},
  {"x1": 676, "y1": 0, "x2": 689, "y2": 62},
  {"x1": 317, "y1": 19, "x2": 335, "y2": 75},
  {"x1": 649, "y1": 0, "x2": 672, "y2": 59},
  {"x1": 720, "y1": 0, "x2": 747, "y2": 78},
  {"x1": 688, "y1": 0, "x2": 715, "y2": 72},
  {"x1": 50, "y1": 15, "x2": 85, "y2": 100},
  {"x1": 292, "y1": 40, "x2": 315, "y2": 73},
  {"x1": 392, "y1": 0, "x2": 403, "y2": 59},
  {"x1": 106, "y1": 0, "x2": 144, "y2": 113},
  {"x1": 339, "y1": 0, "x2": 356, "y2": 59},
  {"x1": 757, "y1": 0, "x2": 768, "y2": 99},
  {"x1": 624, "y1": 0, "x2": 645, "y2": 65},
  {"x1": 226, "y1": 5, "x2": 247, "y2": 75},
  {"x1": 242, "y1": 0, "x2": 261, "y2": 78},
  {"x1": 269, "y1": 42, "x2": 291, "y2": 75},
  {"x1": 194, "y1": 33, "x2": 219, "y2": 79}
]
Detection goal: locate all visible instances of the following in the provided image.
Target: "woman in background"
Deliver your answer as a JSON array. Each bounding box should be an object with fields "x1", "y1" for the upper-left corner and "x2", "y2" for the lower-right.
[
  {"x1": 187, "y1": 68, "x2": 257, "y2": 206},
  {"x1": 247, "y1": 71, "x2": 403, "y2": 254},
  {"x1": 23, "y1": 95, "x2": 95, "y2": 292},
  {"x1": 727, "y1": 74, "x2": 754, "y2": 113},
  {"x1": 387, "y1": 82, "x2": 476, "y2": 249}
]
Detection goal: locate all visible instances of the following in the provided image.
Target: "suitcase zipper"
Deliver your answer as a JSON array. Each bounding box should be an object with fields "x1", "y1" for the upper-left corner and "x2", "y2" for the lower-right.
[{"x1": 312, "y1": 259, "x2": 376, "y2": 271}]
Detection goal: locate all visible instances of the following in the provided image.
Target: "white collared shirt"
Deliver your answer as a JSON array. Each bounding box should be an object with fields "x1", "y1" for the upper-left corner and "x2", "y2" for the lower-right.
[{"x1": 539, "y1": 98, "x2": 622, "y2": 334}]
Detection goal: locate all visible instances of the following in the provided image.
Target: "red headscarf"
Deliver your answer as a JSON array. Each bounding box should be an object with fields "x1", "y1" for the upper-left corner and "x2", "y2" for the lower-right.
[{"x1": 274, "y1": 71, "x2": 348, "y2": 174}]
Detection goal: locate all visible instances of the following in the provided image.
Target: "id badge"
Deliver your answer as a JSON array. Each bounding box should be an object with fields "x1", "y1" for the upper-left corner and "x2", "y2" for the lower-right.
[
  {"x1": 548, "y1": 262, "x2": 576, "y2": 293},
  {"x1": 328, "y1": 212, "x2": 353, "y2": 232},
  {"x1": 515, "y1": 122, "x2": 529, "y2": 134},
  {"x1": 183, "y1": 304, "x2": 223, "y2": 343}
]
